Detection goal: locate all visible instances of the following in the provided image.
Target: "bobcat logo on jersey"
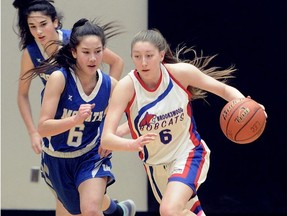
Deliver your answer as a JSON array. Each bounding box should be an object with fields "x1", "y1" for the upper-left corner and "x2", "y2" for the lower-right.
[
  {"x1": 139, "y1": 112, "x2": 157, "y2": 127},
  {"x1": 138, "y1": 108, "x2": 185, "y2": 132}
]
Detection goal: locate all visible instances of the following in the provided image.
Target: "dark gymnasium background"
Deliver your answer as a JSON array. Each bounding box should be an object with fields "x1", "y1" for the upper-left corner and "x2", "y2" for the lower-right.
[{"x1": 147, "y1": 0, "x2": 287, "y2": 216}]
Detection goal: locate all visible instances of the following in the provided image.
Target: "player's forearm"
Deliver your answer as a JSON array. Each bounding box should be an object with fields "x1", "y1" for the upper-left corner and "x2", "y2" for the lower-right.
[
  {"x1": 38, "y1": 117, "x2": 78, "y2": 137},
  {"x1": 17, "y1": 95, "x2": 38, "y2": 135},
  {"x1": 222, "y1": 85, "x2": 245, "y2": 102},
  {"x1": 116, "y1": 121, "x2": 130, "y2": 137},
  {"x1": 108, "y1": 57, "x2": 124, "y2": 81},
  {"x1": 101, "y1": 133, "x2": 134, "y2": 151}
]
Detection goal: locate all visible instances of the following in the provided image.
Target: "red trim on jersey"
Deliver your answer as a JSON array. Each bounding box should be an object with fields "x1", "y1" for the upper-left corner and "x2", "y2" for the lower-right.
[
  {"x1": 125, "y1": 89, "x2": 137, "y2": 139},
  {"x1": 191, "y1": 200, "x2": 200, "y2": 212},
  {"x1": 164, "y1": 64, "x2": 200, "y2": 146},
  {"x1": 133, "y1": 69, "x2": 163, "y2": 92},
  {"x1": 170, "y1": 142, "x2": 207, "y2": 189},
  {"x1": 187, "y1": 102, "x2": 201, "y2": 146},
  {"x1": 172, "y1": 149, "x2": 195, "y2": 179},
  {"x1": 194, "y1": 143, "x2": 207, "y2": 186},
  {"x1": 162, "y1": 64, "x2": 193, "y2": 99}
]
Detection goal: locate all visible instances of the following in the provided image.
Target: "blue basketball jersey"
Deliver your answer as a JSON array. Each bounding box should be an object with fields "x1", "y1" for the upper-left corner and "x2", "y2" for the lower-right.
[
  {"x1": 26, "y1": 29, "x2": 71, "y2": 85},
  {"x1": 42, "y1": 68, "x2": 111, "y2": 158}
]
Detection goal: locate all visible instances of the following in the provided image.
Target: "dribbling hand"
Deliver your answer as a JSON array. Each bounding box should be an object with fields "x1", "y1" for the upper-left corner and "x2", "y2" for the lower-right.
[{"x1": 130, "y1": 133, "x2": 157, "y2": 151}]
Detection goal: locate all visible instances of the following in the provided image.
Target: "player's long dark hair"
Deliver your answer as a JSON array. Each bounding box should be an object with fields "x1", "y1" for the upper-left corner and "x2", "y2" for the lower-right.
[
  {"x1": 22, "y1": 18, "x2": 122, "y2": 80},
  {"x1": 131, "y1": 29, "x2": 236, "y2": 100},
  {"x1": 13, "y1": 0, "x2": 63, "y2": 50}
]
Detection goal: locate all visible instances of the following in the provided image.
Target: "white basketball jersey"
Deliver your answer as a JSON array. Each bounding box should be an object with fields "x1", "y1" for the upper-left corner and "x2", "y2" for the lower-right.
[{"x1": 126, "y1": 64, "x2": 202, "y2": 165}]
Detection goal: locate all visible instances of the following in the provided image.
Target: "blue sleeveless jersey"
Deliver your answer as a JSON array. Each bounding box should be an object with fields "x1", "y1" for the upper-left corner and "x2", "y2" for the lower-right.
[
  {"x1": 42, "y1": 68, "x2": 111, "y2": 158},
  {"x1": 26, "y1": 29, "x2": 71, "y2": 85}
]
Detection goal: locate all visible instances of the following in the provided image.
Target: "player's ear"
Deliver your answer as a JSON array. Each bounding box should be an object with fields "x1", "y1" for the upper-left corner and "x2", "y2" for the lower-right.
[
  {"x1": 72, "y1": 48, "x2": 77, "y2": 59},
  {"x1": 160, "y1": 50, "x2": 165, "y2": 62},
  {"x1": 53, "y1": 17, "x2": 59, "y2": 29}
]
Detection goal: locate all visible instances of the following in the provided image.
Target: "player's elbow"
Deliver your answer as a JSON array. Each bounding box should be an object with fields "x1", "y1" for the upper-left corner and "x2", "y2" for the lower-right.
[
  {"x1": 100, "y1": 134, "x2": 111, "y2": 150},
  {"x1": 37, "y1": 122, "x2": 47, "y2": 138},
  {"x1": 100, "y1": 135, "x2": 108, "y2": 148},
  {"x1": 37, "y1": 126, "x2": 44, "y2": 138}
]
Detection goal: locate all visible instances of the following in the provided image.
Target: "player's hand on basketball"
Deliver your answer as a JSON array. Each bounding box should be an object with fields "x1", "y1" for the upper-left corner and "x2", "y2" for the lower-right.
[
  {"x1": 257, "y1": 103, "x2": 267, "y2": 118},
  {"x1": 74, "y1": 103, "x2": 95, "y2": 124},
  {"x1": 247, "y1": 96, "x2": 267, "y2": 118},
  {"x1": 30, "y1": 131, "x2": 43, "y2": 154},
  {"x1": 98, "y1": 146, "x2": 112, "y2": 158},
  {"x1": 130, "y1": 133, "x2": 157, "y2": 151}
]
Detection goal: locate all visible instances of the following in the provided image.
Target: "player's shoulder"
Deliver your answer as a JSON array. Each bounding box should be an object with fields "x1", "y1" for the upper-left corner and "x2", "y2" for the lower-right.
[
  {"x1": 22, "y1": 47, "x2": 30, "y2": 58},
  {"x1": 45, "y1": 70, "x2": 66, "y2": 92},
  {"x1": 49, "y1": 69, "x2": 66, "y2": 80},
  {"x1": 120, "y1": 74, "x2": 135, "y2": 87},
  {"x1": 113, "y1": 75, "x2": 134, "y2": 98},
  {"x1": 165, "y1": 62, "x2": 197, "y2": 72},
  {"x1": 20, "y1": 48, "x2": 34, "y2": 68}
]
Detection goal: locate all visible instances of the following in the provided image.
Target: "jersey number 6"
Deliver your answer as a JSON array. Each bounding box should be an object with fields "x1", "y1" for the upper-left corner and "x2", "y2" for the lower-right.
[{"x1": 159, "y1": 129, "x2": 172, "y2": 144}]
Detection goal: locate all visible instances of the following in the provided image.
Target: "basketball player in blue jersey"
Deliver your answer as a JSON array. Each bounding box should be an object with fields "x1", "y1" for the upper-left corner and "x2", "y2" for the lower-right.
[
  {"x1": 101, "y1": 29, "x2": 266, "y2": 216},
  {"x1": 13, "y1": 1, "x2": 131, "y2": 215},
  {"x1": 13, "y1": 0, "x2": 124, "y2": 155},
  {"x1": 24, "y1": 18, "x2": 136, "y2": 216}
]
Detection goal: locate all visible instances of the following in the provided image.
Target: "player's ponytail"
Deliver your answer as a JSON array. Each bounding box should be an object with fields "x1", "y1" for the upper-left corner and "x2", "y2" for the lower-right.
[{"x1": 131, "y1": 29, "x2": 236, "y2": 100}]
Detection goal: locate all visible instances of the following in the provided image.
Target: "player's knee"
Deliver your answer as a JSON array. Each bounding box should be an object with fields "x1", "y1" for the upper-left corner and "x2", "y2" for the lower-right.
[
  {"x1": 159, "y1": 202, "x2": 181, "y2": 216},
  {"x1": 81, "y1": 204, "x2": 102, "y2": 216}
]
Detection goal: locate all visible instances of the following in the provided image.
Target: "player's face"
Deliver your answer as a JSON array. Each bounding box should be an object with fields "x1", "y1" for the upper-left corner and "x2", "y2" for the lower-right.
[
  {"x1": 72, "y1": 35, "x2": 104, "y2": 76},
  {"x1": 131, "y1": 41, "x2": 165, "y2": 79},
  {"x1": 27, "y1": 11, "x2": 59, "y2": 47}
]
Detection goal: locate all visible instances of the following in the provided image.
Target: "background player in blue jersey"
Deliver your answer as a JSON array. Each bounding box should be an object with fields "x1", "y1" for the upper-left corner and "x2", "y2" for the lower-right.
[
  {"x1": 13, "y1": 0, "x2": 124, "y2": 155},
  {"x1": 13, "y1": 1, "x2": 131, "y2": 215},
  {"x1": 24, "y1": 18, "x2": 136, "y2": 216},
  {"x1": 101, "y1": 29, "x2": 266, "y2": 216}
]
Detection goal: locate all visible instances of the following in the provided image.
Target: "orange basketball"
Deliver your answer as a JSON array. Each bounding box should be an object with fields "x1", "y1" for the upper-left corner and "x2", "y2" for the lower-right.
[{"x1": 219, "y1": 98, "x2": 266, "y2": 144}]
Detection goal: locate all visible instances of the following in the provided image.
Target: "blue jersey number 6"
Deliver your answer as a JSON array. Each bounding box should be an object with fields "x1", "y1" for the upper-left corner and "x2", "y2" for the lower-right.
[{"x1": 159, "y1": 129, "x2": 172, "y2": 144}]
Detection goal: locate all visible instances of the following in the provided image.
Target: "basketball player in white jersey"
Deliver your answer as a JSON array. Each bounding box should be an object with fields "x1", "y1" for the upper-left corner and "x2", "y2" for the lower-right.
[{"x1": 101, "y1": 29, "x2": 266, "y2": 216}]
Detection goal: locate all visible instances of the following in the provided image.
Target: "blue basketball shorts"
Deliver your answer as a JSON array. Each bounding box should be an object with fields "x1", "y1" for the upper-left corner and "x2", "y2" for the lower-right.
[{"x1": 40, "y1": 148, "x2": 115, "y2": 214}]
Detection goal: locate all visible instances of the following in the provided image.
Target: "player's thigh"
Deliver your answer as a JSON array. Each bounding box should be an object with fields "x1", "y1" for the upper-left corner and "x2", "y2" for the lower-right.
[
  {"x1": 56, "y1": 199, "x2": 73, "y2": 216},
  {"x1": 162, "y1": 181, "x2": 193, "y2": 208},
  {"x1": 78, "y1": 177, "x2": 107, "y2": 210}
]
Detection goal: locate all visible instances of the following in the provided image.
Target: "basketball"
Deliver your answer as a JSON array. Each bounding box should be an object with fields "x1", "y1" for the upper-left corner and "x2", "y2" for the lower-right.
[{"x1": 219, "y1": 98, "x2": 266, "y2": 144}]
